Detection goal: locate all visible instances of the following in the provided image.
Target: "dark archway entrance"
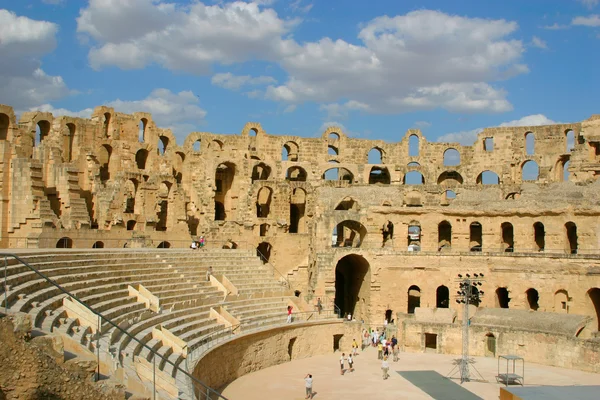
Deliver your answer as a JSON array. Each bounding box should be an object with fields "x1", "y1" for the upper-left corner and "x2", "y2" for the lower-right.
[{"x1": 334, "y1": 254, "x2": 370, "y2": 321}]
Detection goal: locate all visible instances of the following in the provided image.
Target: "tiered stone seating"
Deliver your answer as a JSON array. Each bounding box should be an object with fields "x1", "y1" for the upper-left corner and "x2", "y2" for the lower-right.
[{"x1": 0, "y1": 248, "x2": 302, "y2": 396}]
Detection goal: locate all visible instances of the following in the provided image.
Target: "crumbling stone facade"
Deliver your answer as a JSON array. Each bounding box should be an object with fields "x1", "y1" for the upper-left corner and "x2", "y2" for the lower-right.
[{"x1": 1, "y1": 104, "x2": 599, "y2": 332}]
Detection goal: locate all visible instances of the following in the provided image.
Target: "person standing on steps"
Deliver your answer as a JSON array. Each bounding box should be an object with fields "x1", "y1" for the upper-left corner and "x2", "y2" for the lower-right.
[
  {"x1": 316, "y1": 297, "x2": 323, "y2": 315},
  {"x1": 304, "y1": 374, "x2": 313, "y2": 399},
  {"x1": 206, "y1": 266, "x2": 213, "y2": 282},
  {"x1": 287, "y1": 305, "x2": 293, "y2": 323}
]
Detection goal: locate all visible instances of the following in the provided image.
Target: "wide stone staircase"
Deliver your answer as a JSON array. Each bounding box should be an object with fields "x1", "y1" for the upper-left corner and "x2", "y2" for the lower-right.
[{"x1": 0, "y1": 248, "x2": 315, "y2": 399}]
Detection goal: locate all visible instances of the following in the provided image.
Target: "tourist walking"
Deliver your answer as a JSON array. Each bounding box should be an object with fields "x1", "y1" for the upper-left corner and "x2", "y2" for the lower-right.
[
  {"x1": 347, "y1": 354, "x2": 354, "y2": 372},
  {"x1": 316, "y1": 297, "x2": 323, "y2": 314},
  {"x1": 381, "y1": 356, "x2": 390, "y2": 380},
  {"x1": 352, "y1": 339, "x2": 358, "y2": 356},
  {"x1": 392, "y1": 343, "x2": 399, "y2": 362},
  {"x1": 206, "y1": 266, "x2": 213, "y2": 281},
  {"x1": 377, "y1": 341, "x2": 383, "y2": 360},
  {"x1": 340, "y1": 353, "x2": 346, "y2": 375},
  {"x1": 287, "y1": 305, "x2": 293, "y2": 323},
  {"x1": 304, "y1": 374, "x2": 313, "y2": 399}
]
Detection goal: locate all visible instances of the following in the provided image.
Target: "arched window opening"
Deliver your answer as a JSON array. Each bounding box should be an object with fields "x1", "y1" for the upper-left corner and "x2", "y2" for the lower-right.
[
  {"x1": 335, "y1": 197, "x2": 357, "y2": 211},
  {"x1": 407, "y1": 161, "x2": 420, "y2": 167},
  {"x1": 526, "y1": 288, "x2": 539, "y2": 311},
  {"x1": 368, "y1": 148, "x2": 383, "y2": 164},
  {"x1": 334, "y1": 254, "x2": 370, "y2": 320},
  {"x1": 323, "y1": 168, "x2": 353, "y2": 183},
  {"x1": 565, "y1": 222, "x2": 578, "y2": 254},
  {"x1": 407, "y1": 285, "x2": 421, "y2": 314},
  {"x1": 496, "y1": 287, "x2": 510, "y2": 308},
  {"x1": 214, "y1": 163, "x2": 236, "y2": 221},
  {"x1": 476, "y1": 171, "x2": 500, "y2": 185},
  {"x1": 533, "y1": 222, "x2": 545, "y2": 251},
  {"x1": 438, "y1": 221, "x2": 452, "y2": 251},
  {"x1": 385, "y1": 310, "x2": 393, "y2": 324},
  {"x1": 290, "y1": 188, "x2": 306, "y2": 234},
  {"x1": 256, "y1": 242, "x2": 272, "y2": 263},
  {"x1": 505, "y1": 192, "x2": 520, "y2": 200},
  {"x1": 92, "y1": 241, "x2": 104, "y2": 249},
  {"x1": 56, "y1": 237, "x2": 73, "y2": 248},
  {"x1": 469, "y1": 222, "x2": 482, "y2": 251},
  {"x1": 587, "y1": 288, "x2": 600, "y2": 331},
  {"x1": 408, "y1": 223, "x2": 421, "y2": 251},
  {"x1": 136, "y1": 149, "x2": 149, "y2": 170},
  {"x1": 333, "y1": 220, "x2": 366, "y2": 248},
  {"x1": 37, "y1": 120, "x2": 50, "y2": 143},
  {"x1": 139, "y1": 118, "x2": 147, "y2": 142},
  {"x1": 64, "y1": 123, "x2": 76, "y2": 162},
  {"x1": 409, "y1": 135, "x2": 419, "y2": 157},
  {"x1": 404, "y1": 171, "x2": 424, "y2": 185},
  {"x1": 209, "y1": 140, "x2": 223, "y2": 153},
  {"x1": 158, "y1": 136, "x2": 169, "y2": 155},
  {"x1": 436, "y1": 285, "x2": 449, "y2": 308},
  {"x1": 328, "y1": 132, "x2": 340, "y2": 141},
  {"x1": 0, "y1": 113, "x2": 9, "y2": 140},
  {"x1": 103, "y1": 113, "x2": 111, "y2": 138},
  {"x1": 98, "y1": 144, "x2": 112, "y2": 183},
  {"x1": 256, "y1": 187, "x2": 273, "y2": 218},
  {"x1": 565, "y1": 129, "x2": 575, "y2": 153},
  {"x1": 563, "y1": 160, "x2": 570, "y2": 182},
  {"x1": 484, "y1": 137, "x2": 493, "y2": 152},
  {"x1": 286, "y1": 166, "x2": 307, "y2": 182},
  {"x1": 127, "y1": 220, "x2": 136, "y2": 231},
  {"x1": 485, "y1": 333, "x2": 496, "y2": 357},
  {"x1": 193, "y1": 139, "x2": 201, "y2": 152},
  {"x1": 157, "y1": 241, "x2": 171, "y2": 248},
  {"x1": 123, "y1": 179, "x2": 137, "y2": 213},
  {"x1": 443, "y1": 149, "x2": 460, "y2": 166},
  {"x1": 437, "y1": 171, "x2": 463, "y2": 187},
  {"x1": 441, "y1": 190, "x2": 456, "y2": 206},
  {"x1": 252, "y1": 163, "x2": 271, "y2": 182},
  {"x1": 525, "y1": 132, "x2": 535, "y2": 155},
  {"x1": 501, "y1": 222, "x2": 514, "y2": 252},
  {"x1": 554, "y1": 290, "x2": 569, "y2": 313},
  {"x1": 522, "y1": 160, "x2": 539, "y2": 181},
  {"x1": 328, "y1": 145, "x2": 338, "y2": 157},
  {"x1": 156, "y1": 181, "x2": 171, "y2": 231},
  {"x1": 260, "y1": 223, "x2": 269, "y2": 237},
  {"x1": 369, "y1": 167, "x2": 390, "y2": 184},
  {"x1": 282, "y1": 141, "x2": 299, "y2": 161}
]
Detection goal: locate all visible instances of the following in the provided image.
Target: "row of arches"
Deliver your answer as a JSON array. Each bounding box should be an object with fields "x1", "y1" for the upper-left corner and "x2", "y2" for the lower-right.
[{"x1": 57, "y1": 238, "x2": 172, "y2": 249}]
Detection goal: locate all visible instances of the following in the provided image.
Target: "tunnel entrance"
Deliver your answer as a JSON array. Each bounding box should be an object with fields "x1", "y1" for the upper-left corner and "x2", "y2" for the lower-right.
[{"x1": 334, "y1": 254, "x2": 370, "y2": 321}]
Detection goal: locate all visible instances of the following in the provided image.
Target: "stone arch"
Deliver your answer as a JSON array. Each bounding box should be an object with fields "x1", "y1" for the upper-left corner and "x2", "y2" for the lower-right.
[
  {"x1": 368, "y1": 166, "x2": 390, "y2": 184},
  {"x1": 139, "y1": 118, "x2": 147, "y2": 142},
  {"x1": 521, "y1": 160, "x2": 539, "y2": 181},
  {"x1": 157, "y1": 241, "x2": 171, "y2": 248},
  {"x1": 282, "y1": 141, "x2": 299, "y2": 161},
  {"x1": 56, "y1": 237, "x2": 73, "y2": 248},
  {"x1": 501, "y1": 222, "x2": 514, "y2": 252},
  {"x1": 533, "y1": 222, "x2": 545, "y2": 251},
  {"x1": 328, "y1": 145, "x2": 339, "y2": 157},
  {"x1": 193, "y1": 139, "x2": 201, "y2": 152},
  {"x1": 136, "y1": 149, "x2": 149, "y2": 170},
  {"x1": 554, "y1": 289, "x2": 569, "y2": 313},
  {"x1": 0, "y1": 113, "x2": 9, "y2": 141},
  {"x1": 586, "y1": 288, "x2": 600, "y2": 331},
  {"x1": 526, "y1": 288, "x2": 539, "y2": 310},
  {"x1": 209, "y1": 139, "x2": 224, "y2": 153},
  {"x1": 556, "y1": 158, "x2": 570, "y2": 182},
  {"x1": 436, "y1": 285, "x2": 449, "y2": 308},
  {"x1": 368, "y1": 147, "x2": 384, "y2": 164},
  {"x1": 334, "y1": 254, "x2": 370, "y2": 321},
  {"x1": 252, "y1": 162, "x2": 271, "y2": 182},
  {"x1": 408, "y1": 134, "x2": 419, "y2": 157},
  {"x1": 438, "y1": 221, "x2": 452, "y2": 251},
  {"x1": 565, "y1": 222, "x2": 578, "y2": 254},
  {"x1": 323, "y1": 167, "x2": 353, "y2": 183},
  {"x1": 469, "y1": 222, "x2": 482, "y2": 251},
  {"x1": 215, "y1": 162, "x2": 237, "y2": 221},
  {"x1": 123, "y1": 179, "x2": 138, "y2": 213},
  {"x1": 158, "y1": 136, "x2": 169, "y2": 155},
  {"x1": 485, "y1": 333, "x2": 496, "y2": 357},
  {"x1": 333, "y1": 220, "x2": 366, "y2": 248},
  {"x1": 505, "y1": 192, "x2": 520, "y2": 200},
  {"x1": 476, "y1": 170, "x2": 500, "y2": 185},
  {"x1": 286, "y1": 166, "x2": 307, "y2": 181},
  {"x1": 37, "y1": 120, "x2": 51, "y2": 144},
  {"x1": 126, "y1": 220, "x2": 136, "y2": 231},
  {"x1": 496, "y1": 287, "x2": 510, "y2": 308},
  {"x1": 290, "y1": 188, "x2": 306, "y2": 233},
  {"x1": 97, "y1": 144, "x2": 112, "y2": 182},
  {"x1": 92, "y1": 241, "x2": 104, "y2": 249},
  {"x1": 103, "y1": 112, "x2": 112, "y2": 139},
  {"x1": 256, "y1": 186, "x2": 273, "y2": 218},
  {"x1": 403, "y1": 171, "x2": 424, "y2": 185},
  {"x1": 407, "y1": 285, "x2": 421, "y2": 314},
  {"x1": 156, "y1": 181, "x2": 172, "y2": 231},
  {"x1": 565, "y1": 129, "x2": 575, "y2": 153},
  {"x1": 525, "y1": 131, "x2": 535, "y2": 155},
  {"x1": 335, "y1": 197, "x2": 358, "y2": 211},
  {"x1": 437, "y1": 171, "x2": 463, "y2": 187},
  {"x1": 443, "y1": 148, "x2": 460, "y2": 166},
  {"x1": 407, "y1": 221, "x2": 421, "y2": 251},
  {"x1": 328, "y1": 132, "x2": 340, "y2": 141},
  {"x1": 256, "y1": 242, "x2": 272, "y2": 262},
  {"x1": 441, "y1": 190, "x2": 456, "y2": 205}
]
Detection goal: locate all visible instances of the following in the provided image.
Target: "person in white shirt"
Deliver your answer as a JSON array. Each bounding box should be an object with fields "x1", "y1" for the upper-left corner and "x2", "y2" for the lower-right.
[
  {"x1": 381, "y1": 356, "x2": 390, "y2": 380},
  {"x1": 340, "y1": 353, "x2": 346, "y2": 375},
  {"x1": 347, "y1": 354, "x2": 354, "y2": 372},
  {"x1": 304, "y1": 374, "x2": 313, "y2": 399}
]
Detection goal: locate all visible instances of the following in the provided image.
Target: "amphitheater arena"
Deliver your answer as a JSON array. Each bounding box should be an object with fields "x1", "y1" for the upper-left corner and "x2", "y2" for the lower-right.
[{"x1": 0, "y1": 104, "x2": 599, "y2": 399}]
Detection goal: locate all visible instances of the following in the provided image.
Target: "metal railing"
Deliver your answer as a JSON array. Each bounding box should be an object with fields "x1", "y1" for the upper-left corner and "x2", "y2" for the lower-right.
[
  {"x1": 1, "y1": 253, "x2": 227, "y2": 400},
  {"x1": 255, "y1": 248, "x2": 290, "y2": 290}
]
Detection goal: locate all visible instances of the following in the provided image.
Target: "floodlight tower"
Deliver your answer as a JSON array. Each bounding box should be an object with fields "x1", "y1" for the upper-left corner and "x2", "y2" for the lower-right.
[{"x1": 454, "y1": 273, "x2": 485, "y2": 383}]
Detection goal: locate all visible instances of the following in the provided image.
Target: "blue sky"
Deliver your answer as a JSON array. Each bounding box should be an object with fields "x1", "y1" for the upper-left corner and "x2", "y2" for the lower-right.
[{"x1": 0, "y1": 0, "x2": 598, "y2": 145}]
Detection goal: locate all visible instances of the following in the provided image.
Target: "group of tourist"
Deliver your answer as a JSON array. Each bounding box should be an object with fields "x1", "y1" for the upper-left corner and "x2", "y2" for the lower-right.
[{"x1": 190, "y1": 236, "x2": 206, "y2": 250}]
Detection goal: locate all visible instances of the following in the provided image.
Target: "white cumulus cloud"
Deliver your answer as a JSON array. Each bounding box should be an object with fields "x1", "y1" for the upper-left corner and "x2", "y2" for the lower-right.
[
  {"x1": 0, "y1": 9, "x2": 71, "y2": 110},
  {"x1": 211, "y1": 73, "x2": 276, "y2": 90},
  {"x1": 572, "y1": 14, "x2": 600, "y2": 26}
]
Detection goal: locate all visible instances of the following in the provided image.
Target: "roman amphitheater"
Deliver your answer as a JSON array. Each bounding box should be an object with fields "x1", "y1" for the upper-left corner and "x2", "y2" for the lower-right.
[{"x1": 0, "y1": 103, "x2": 599, "y2": 399}]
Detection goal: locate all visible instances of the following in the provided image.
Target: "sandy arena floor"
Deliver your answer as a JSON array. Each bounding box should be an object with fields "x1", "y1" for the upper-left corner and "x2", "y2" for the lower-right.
[{"x1": 221, "y1": 346, "x2": 600, "y2": 400}]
